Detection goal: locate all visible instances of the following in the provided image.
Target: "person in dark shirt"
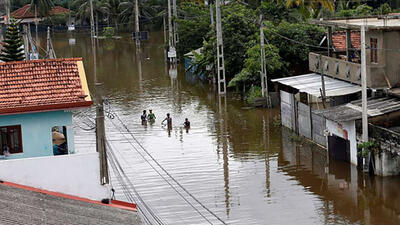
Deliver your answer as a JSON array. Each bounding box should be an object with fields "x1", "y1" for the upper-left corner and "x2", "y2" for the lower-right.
[
  {"x1": 141, "y1": 110, "x2": 147, "y2": 125},
  {"x1": 183, "y1": 118, "x2": 190, "y2": 128}
]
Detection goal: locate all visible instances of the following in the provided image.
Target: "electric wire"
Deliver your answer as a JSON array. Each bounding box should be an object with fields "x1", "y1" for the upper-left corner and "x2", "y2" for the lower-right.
[
  {"x1": 107, "y1": 139, "x2": 164, "y2": 225},
  {"x1": 106, "y1": 116, "x2": 215, "y2": 225},
  {"x1": 104, "y1": 102, "x2": 227, "y2": 225}
]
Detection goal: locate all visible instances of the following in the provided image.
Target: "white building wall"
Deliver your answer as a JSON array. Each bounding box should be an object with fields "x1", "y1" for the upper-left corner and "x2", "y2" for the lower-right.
[
  {"x1": 0, "y1": 152, "x2": 109, "y2": 201},
  {"x1": 326, "y1": 119, "x2": 358, "y2": 165}
]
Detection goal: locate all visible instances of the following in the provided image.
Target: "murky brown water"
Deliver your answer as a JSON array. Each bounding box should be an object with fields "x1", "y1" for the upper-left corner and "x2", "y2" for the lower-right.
[{"x1": 48, "y1": 31, "x2": 400, "y2": 225}]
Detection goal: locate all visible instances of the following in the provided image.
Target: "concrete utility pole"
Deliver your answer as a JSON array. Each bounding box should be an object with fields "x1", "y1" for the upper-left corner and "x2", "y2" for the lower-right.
[
  {"x1": 361, "y1": 25, "x2": 368, "y2": 143},
  {"x1": 210, "y1": 1, "x2": 214, "y2": 28},
  {"x1": 172, "y1": 0, "x2": 178, "y2": 45},
  {"x1": 5, "y1": 0, "x2": 10, "y2": 24},
  {"x1": 259, "y1": 15, "x2": 267, "y2": 98},
  {"x1": 319, "y1": 54, "x2": 327, "y2": 108},
  {"x1": 215, "y1": 0, "x2": 226, "y2": 95},
  {"x1": 46, "y1": 27, "x2": 56, "y2": 59},
  {"x1": 134, "y1": 0, "x2": 140, "y2": 47},
  {"x1": 22, "y1": 25, "x2": 30, "y2": 60},
  {"x1": 167, "y1": 0, "x2": 175, "y2": 62},
  {"x1": 90, "y1": 0, "x2": 109, "y2": 185}
]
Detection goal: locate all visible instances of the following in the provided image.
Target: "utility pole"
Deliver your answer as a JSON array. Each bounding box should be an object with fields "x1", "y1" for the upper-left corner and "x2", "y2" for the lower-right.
[
  {"x1": 5, "y1": 0, "x2": 10, "y2": 24},
  {"x1": 167, "y1": 0, "x2": 175, "y2": 62},
  {"x1": 90, "y1": 0, "x2": 109, "y2": 185},
  {"x1": 46, "y1": 27, "x2": 56, "y2": 59},
  {"x1": 361, "y1": 25, "x2": 368, "y2": 143},
  {"x1": 172, "y1": 0, "x2": 178, "y2": 45},
  {"x1": 215, "y1": 0, "x2": 226, "y2": 95},
  {"x1": 134, "y1": 0, "x2": 140, "y2": 48},
  {"x1": 210, "y1": 1, "x2": 214, "y2": 28},
  {"x1": 319, "y1": 54, "x2": 327, "y2": 108},
  {"x1": 259, "y1": 15, "x2": 267, "y2": 98}
]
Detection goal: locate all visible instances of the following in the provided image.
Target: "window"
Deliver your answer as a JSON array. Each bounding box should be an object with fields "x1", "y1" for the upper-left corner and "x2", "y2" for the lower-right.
[
  {"x1": 0, "y1": 125, "x2": 23, "y2": 154},
  {"x1": 52, "y1": 126, "x2": 69, "y2": 155},
  {"x1": 370, "y1": 38, "x2": 378, "y2": 63}
]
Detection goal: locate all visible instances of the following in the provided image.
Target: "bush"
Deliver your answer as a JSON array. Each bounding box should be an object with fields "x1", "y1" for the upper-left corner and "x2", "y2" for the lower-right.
[
  {"x1": 246, "y1": 86, "x2": 262, "y2": 104},
  {"x1": 103, "y1": 27, "x2": 115, "y2": 38}
]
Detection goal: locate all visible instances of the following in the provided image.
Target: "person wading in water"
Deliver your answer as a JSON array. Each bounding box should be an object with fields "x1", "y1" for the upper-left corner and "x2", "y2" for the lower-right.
[
  {"x1": 161, "y1": 113, "x2": 172, "y2": 130},
  {"x1": 141, "y1": 110, "x2": 147, "y2": 125},
  {"x1": 148, "y1": 109, "x2": 156, "y2": 123}
]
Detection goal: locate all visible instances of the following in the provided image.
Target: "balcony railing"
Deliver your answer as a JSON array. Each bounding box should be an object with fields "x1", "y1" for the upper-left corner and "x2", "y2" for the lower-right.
[{"x1": 309, "y1": 52, "x2": 362, "y2": 85}]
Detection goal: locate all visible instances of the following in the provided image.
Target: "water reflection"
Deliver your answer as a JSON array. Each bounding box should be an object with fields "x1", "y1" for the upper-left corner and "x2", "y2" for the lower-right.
[
  {"x1": 42, "y1": 31, "x2": 400, "y2": 225},
  {"x1": 280, "y1": 128, "x2": 400, "y2": 225}
]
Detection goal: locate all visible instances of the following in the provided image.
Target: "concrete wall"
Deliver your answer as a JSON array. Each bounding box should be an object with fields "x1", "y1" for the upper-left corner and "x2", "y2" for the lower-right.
[
  {"x1": 383, "y1": 31, "x2": 400, "y2": 87},
  {"x1": 0, "y1": 110, "x2": 74, "y2": 159},
  {"x1": 0, "y1": 152, "x2": 109, "y2": 201},
  {"x1": 326, "y1": 119, "x2": 357, "y2": 165}
]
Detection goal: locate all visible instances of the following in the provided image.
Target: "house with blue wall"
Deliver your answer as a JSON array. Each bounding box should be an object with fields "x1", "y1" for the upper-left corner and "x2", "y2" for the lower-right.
[{"x1": 0, "y1": 58, "x2": 92, "y2": 159}]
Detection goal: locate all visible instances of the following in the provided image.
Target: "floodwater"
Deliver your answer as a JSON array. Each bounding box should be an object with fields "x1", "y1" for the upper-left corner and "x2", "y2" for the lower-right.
[{"x1": 48, "y1": 31, "x2": 400, "y2": 225}]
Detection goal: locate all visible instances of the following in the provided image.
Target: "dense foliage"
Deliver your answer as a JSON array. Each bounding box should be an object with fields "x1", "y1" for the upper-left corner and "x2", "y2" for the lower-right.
[{"x1": 0, "y1": 20, "x2": 25, "y2": 62}]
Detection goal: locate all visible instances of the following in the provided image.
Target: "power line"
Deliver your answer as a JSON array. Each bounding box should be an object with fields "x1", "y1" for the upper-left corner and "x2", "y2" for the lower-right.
[{"x1": 104, "y1": 102, "x2": 227, "y2": 224}]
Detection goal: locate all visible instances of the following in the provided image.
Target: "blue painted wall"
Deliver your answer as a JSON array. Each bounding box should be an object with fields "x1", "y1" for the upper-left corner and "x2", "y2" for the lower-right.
[{"x1": 0, "y1": 110, "x2": 73, "y2": 159}]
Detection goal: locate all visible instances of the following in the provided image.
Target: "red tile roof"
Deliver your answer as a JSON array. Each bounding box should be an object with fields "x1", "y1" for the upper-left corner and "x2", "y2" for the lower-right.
[
  {"x1": 332, "y1": 31, "x2": 361, "y2": 50},
  {"x1": 11, "y1": 4, "x2": 69, "y2": 19},
  {"x1": 0, "y1": 58, "x2": 93, "y2": 115}
]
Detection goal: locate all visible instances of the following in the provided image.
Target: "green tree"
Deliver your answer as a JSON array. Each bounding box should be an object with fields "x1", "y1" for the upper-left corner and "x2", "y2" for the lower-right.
[
  {"x1": 285, "y1": 0, "x2": 335, "y2": 19},
  {"x1": 30, "y1": 0, "x2": 54, "y2": 17},
  {"x1": 228, "y1": 40, "x2": 283, "y2": 89},
  {"x1": 0, "y1": 20, "x2": 25, "y2": 62},
  {"x1": 265, "y1": 21, "x2": 325, "y2": 75},
  {"x1": 176, "y1": 2, "x2": 210, "y2": 58}
]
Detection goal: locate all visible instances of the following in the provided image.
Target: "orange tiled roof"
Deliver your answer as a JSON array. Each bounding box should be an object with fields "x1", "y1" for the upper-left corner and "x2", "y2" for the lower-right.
[
  {"x1": 332, "y1": 31, "x2": 361, "y2": 50},
  {"x1": 11, "y1": 4, "x2": 69, "y2": 19},
  {"x1": 0, "y1": 58, "x2": 92, "y2": 115}
]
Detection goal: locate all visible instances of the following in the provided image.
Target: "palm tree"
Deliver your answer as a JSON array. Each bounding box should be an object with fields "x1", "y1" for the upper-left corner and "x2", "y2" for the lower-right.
[
  {"x1": 119, "y1": 0, "x2": 165, "y2": 29},
  {"x1": 285, "y1": 0, "x2": 334, "y2": 18},
  {"x1": 75, "y1": 0, "x2": 108, "y2": 36},
  {"x1": 103, "y1": 0, "x2": 121, "y2": 29}
]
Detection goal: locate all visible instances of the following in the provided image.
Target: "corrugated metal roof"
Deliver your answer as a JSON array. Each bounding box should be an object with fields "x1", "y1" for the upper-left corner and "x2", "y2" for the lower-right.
[
  {"x1": 315, "y1": 97, "x2": 400, "y2": 122},
  {"x1": 272, "y1": 73, "x2": 362, "y2": 97}
]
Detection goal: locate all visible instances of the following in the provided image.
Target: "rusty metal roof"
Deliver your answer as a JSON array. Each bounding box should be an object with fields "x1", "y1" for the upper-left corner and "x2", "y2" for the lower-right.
[
  {"x1": 272, "y1": 73, "x2": 362, "y2": 97},
  {"x1": 315, "y1": 97, "x2": 400, "y2": 122}
]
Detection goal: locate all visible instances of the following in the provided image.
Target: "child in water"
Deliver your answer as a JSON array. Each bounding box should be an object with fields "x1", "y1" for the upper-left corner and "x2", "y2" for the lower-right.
[{"x1": 148, "y1": 109, "x2": 156, "y2": 122}]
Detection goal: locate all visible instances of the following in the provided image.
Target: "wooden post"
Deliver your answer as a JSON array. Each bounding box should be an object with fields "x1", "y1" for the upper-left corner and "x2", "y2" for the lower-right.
[
  {"x1": 90, "y1": 0, "x2": 109, "y2": 185},
  {"x1": 346, "y1": 29, "x2": 352, "y2": 61},
  {"x1": 216, "y1": 0, "x2": 226, "y2": 95}
]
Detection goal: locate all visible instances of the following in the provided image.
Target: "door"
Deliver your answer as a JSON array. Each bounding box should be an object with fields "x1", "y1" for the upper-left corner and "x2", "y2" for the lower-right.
[{"x1": 328, "y1": 135, "x2": 350, "y2": 163}]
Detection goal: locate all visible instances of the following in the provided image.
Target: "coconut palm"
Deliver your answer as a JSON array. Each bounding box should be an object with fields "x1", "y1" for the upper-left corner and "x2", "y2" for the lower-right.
[
  {"x1": 285, "y1": 0, "x2": 334, "y2": 18},
  {"x1": 74, "y1": 0, "x2": 108, "y2": 36},
  {"x1": 119, "y1": 0, "x2": 165, "y2": 25}
]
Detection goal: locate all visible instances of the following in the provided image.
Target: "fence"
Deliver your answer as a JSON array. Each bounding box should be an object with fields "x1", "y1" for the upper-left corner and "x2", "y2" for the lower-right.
[{"x1": 279, "y1": 91, "x2": 326, "y2": 147}]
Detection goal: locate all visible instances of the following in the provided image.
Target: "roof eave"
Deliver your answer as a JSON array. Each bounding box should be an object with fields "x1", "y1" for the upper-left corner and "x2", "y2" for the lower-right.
[{"x1": 0, "y1": 101, "x2": 93, "y2": 116}]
